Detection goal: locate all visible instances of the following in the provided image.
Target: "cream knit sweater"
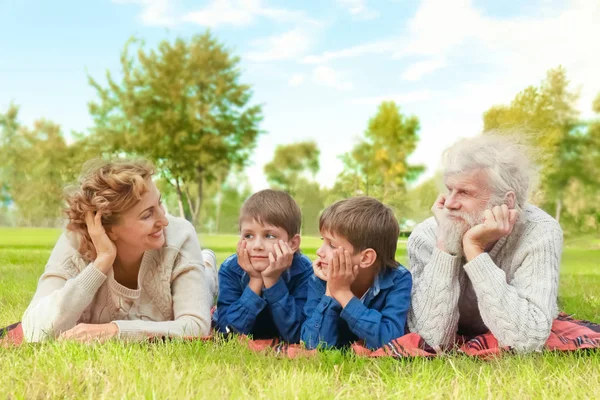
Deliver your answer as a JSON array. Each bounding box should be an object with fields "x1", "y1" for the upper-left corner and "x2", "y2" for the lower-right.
[
  {"x1": 22, "y1": 215, "x2": 213, "y2": 342},
  {"x1": 407, "y1": 204, "x2": 563, "y2": 353}
]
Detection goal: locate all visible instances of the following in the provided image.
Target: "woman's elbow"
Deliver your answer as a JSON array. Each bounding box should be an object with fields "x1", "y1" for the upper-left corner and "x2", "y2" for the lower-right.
[
  {"x1": 180, "y1": 316, "x2": 211, "y2": 337},
  {"x1": 21, "y1": 315, "x2": 54, "y2": 343}
]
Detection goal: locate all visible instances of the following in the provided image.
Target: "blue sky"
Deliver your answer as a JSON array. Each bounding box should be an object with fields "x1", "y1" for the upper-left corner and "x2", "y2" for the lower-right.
[{"x1": 2, "y1": 0, "x2": 599, "y2": 191}]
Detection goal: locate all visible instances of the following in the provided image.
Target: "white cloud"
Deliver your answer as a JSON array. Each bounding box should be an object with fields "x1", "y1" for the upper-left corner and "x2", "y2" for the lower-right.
[
  {"x1": 401, "y1": 58, "x2": 446, "y2": 81},
  {"x1": 350, "y1": 90, "x2": 434, "y2": 105},
  {"x1": 302, "y1": 39, "x2": 398, "y2": 64},
  {"x1": 288, "y1": 74, "x2": 305, "y2": 87},
  {"x1": 395, "y1": 0, "x2": 481, "y2": 58},
  {"x1": 336, "y1": 0, "x2": 379, "y2": 19},
  {"x1": 412, "y1": 0, "x2": 600, "y2": 113},
  {"x1": 246, "y1": 29, "x2": 312, "y2": 62},
  {"x1": 112, "y1": 0, "x2": 175, "y2": 26},
  {"x1": 115, "y1": 0, "x2": 317, "y2": 28},
  {"x1": 312, "y1": 66, "x2": 353, "y2": 91},
  {"x1": 182, "y1": 0, "x2": 315, "y2": 27}
]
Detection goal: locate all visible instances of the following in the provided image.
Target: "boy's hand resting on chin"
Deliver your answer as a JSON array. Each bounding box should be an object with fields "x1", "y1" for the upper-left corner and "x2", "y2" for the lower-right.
[
  {"x1": 262, "y1": 240, "x2": 294, "y2": 288},
  {"x1": 326, "y1": 248, "x2": 359, "y2": 307},
  {"x1": 312, "y1": 258, "x2": 329, "y2": 281},
  {"x1": 237, "y1": 239, "x2": 264, "y2": 294}
]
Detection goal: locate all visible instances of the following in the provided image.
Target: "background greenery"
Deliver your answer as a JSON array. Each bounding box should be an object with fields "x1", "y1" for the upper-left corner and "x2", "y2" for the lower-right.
[
  {"x1": 1, "y1": 230, "x2": 598, "y2": 398},
  {"x1": 1, "y1": 33, "x2": 599, "y2": 239}
]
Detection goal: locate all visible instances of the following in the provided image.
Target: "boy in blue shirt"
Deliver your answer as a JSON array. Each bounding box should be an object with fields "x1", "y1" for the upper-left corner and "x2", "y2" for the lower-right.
[
  {"x1": 214, "y1": 189, "x2": 312, "y2": 343},
  {"x1": 301, "y1": 197, "x2": 413, "y2": 350}
]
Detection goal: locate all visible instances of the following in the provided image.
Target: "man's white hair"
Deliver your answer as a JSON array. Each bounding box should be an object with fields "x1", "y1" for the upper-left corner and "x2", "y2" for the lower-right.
[{"x1": 441, "y1": 133, "x2": 538, "y2": 215}]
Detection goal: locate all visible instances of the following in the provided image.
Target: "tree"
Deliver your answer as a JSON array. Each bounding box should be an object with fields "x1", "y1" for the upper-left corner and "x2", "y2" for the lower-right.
[
  {"x1": 264, "y1": 141, "x2": 324, "y2": 235},
  {"x1": 264, "y1": 141, "x2": 320, "y2": 195},
  {"x1": 404, "y1": 174, "x2": 441, "y2": 229},
  {"x1": 198, "y1": 167, "x2": 251, "y2": 234},
  {"x1": 88, "y1": 32, "x2": 263, "y2": 226},
  {"x1": 0, "y1": 105, "x2": 76, "y2": 226},
  {"x1": 483, "y1": 66, "x2": 590, "y2": 223},
  {"x1": 334, "y1": 101, "x2": 423, "y2": 223}
]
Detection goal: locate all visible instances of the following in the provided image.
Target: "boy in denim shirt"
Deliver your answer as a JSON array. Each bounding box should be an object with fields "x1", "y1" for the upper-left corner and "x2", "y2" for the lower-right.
[
  {"x1": 214, "y1": 190, "x2": 312, "y2": 343},
  {"x1": 301, "y1": 197, "x2": 412, "y2": 349}
]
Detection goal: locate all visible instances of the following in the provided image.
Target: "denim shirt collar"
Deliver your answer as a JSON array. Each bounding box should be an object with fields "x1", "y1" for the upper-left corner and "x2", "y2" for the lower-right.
[{"x1": 363, "y1": 268, "x2": 395, "y2": 304}]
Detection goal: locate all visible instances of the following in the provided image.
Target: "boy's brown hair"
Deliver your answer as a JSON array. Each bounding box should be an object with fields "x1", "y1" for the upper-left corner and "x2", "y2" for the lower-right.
[
  {"x1": 319, "y1": 197, "x2": 400, "y2": 271},
  {"x1": 239, "y1": 189, "x2": 302, "y2": 238}
]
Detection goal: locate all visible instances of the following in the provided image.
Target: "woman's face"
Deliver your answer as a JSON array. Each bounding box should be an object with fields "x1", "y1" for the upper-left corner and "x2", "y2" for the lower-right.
[{"x1": 108, "y1": 179, "x2": 169, "y2": 254}]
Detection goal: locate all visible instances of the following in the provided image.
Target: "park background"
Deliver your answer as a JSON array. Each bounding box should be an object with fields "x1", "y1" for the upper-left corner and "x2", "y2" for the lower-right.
[{"x1": 1, "y1": 0, "x2": 599, "y2": 398}]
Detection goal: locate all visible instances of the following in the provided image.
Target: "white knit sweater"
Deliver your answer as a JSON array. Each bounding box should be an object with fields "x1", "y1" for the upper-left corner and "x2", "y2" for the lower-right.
[
  {"x1": 407, "y1": 204, "x2": 563, "y2": 353},
  {"x1": 22, "y1": 215, "x2": 213, "y2": 342}
]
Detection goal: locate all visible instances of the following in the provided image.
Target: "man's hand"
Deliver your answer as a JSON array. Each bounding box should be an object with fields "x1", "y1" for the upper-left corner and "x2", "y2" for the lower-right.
[
  {"x1": 262, "y1": 240, "x2": 294, "y2": 288},
  {"x1": 431, "y1": 194, "x2": 447, "y2": 224},
  {"x1": 431, "y1": 194, "x2": 450, "y2": 252},
  {"x1": 463, "y1": 204, "x2": 518, "y2": 261},
  {"x1": 326, "y1": 248, "x2": 359, "y2": 307},
  {"x1": 85, "y1": 211, "x2": 117, "y2": 274},
  {"x1": 58, "y1": 323, "x2": 119, "y2": 343},
  {"x1": 312, "y1": 258, "x2": 329, "y2": 281},
  {"x1": 237, "y1": 239, "x2": 263, "y2": 294}
]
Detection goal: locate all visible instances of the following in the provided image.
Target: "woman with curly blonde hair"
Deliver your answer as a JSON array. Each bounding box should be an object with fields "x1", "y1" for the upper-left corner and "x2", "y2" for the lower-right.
[{"x1": 22, "y1": 159, "x2": 217, "y2": 342}]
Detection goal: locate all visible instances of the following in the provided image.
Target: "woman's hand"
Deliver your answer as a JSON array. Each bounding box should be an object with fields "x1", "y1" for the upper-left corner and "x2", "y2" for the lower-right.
[
  {"x1": 85, "y1": 211, "x2": 117, "y2": 273},
  {"x1": 58, "y1": 323, "x2": 119, "y2": 343}
]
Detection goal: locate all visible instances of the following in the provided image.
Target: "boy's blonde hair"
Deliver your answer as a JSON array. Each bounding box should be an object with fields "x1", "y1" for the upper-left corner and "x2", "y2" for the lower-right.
[
  {"x1": 319, "y1": 197, "x2": 399, "y2": 271},
  {"x1": 239, "y1": 189, "x2": 302, "y2": 238}
]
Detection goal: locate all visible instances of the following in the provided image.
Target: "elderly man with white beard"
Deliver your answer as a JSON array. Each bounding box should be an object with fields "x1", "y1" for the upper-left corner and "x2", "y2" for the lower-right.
[{"x1": 407, "y1": 135, "x2": 563, "y2": 353}]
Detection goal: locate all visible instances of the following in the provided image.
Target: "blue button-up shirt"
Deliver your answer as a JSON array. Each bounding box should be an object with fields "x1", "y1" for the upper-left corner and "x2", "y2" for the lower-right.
[
  {"x1": 213, "y1": 252, "x2": 313, "y2": 343},
  {"x1": 301, "y1": 266, "x2": 412, "y2": 350}
]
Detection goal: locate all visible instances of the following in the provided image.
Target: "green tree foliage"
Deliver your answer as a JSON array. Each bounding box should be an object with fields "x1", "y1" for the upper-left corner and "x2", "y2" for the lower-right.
[
  {"x1": 263, "y1": 141, "x2": 319, "y2": 194},
  {"x1": 88, "y1": 32, "x2": 263, "y2": 226},
  {"x1": 294, "y1": 180, "x2": 326, "y2": 236},
  {"x1": 201, "y1": 169, "x2": 252, "y2": 234},
  {"x1": 0, "y1": 105, "x2": 79, "y2": 226},
  {"x1": 404, "y1": 174, "x2": 441, "y2": 229},
  {"x1": 483, "y1": 66, "x2": 599, "y2": 225},
  {"x1": 334, "y1": 101, "x2": 423, "y2": 224},
  {"x1": 264, "y1": 141, "x2": 324, "y2": 235}
]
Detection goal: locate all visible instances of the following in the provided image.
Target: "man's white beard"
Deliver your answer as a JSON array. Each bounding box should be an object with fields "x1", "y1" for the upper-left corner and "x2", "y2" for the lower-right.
[
  {"x1": 439, "y1": 196, "x2": 504, "y2": 256},
  {"x1": 439, "y1": 211, "x2": 482, "y2": 256}
]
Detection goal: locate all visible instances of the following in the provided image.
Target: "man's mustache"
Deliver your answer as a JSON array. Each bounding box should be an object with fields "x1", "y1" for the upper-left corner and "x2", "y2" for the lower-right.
[{"x1": 443, "y1": 210, "x2": 483, "y2": 226}]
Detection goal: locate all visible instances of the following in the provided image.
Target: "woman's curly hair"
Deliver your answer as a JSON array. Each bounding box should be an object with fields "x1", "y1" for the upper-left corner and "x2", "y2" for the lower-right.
[{"x1": 64, "y1": 159, "x2": 155, "y2": 262}]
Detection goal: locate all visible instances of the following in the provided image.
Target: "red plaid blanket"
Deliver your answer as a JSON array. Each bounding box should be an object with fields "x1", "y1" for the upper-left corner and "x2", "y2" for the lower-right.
[{"x1": 3, "y1": 313, "x2": 599, "y2": 358}]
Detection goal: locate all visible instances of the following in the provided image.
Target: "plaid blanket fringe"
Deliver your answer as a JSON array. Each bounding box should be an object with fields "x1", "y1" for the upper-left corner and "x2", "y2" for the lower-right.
[{"x1": 3, "y1": 313, "x2": 599, "y2": 359}]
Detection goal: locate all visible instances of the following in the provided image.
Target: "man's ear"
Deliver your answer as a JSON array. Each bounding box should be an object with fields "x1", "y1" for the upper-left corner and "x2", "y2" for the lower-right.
[
  {"x1": 289, "y1": 234, "x2": 301, "y2": 252},
  {"x1": 358, "y1": 248, "x2": 377, "y2": 269},
  {"x1": 504, "y1": 191, "x2": 516, "y2": 209}
]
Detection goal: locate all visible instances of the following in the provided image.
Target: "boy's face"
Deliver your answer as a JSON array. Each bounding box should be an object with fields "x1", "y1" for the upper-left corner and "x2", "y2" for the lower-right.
[
  {"x1": 316, "y1": 230, "x2": 361, "y2": 275},
  {"x1": 240, "y1": 218, "x2": 293, "y2": 272}
]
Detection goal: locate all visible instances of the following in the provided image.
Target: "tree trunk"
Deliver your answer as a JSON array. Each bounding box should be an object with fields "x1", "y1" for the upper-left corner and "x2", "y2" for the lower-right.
[
  {"x1": 555, "y1": 196, "x2": 562, "y2": 223},
  {"x1": 215, "y1": 174, "x2": 223, "y2": 233},
  {"x1": 184, "y1": 186, "x2": 199, "y2": 225},
  {"x1": 192, "y1": 166, "x2": 204, "y2": 227},
  {"x1": 174, "y1": 178, "x2": 186, "y2": 219}
]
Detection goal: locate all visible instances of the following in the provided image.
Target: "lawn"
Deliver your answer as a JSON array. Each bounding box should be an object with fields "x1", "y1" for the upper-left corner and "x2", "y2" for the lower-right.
[{"x1": 0, "y1": 228, "x2": 599, "y2": 398}]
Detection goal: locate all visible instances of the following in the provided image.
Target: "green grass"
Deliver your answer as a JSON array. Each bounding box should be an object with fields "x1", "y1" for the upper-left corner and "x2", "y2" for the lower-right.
[{"x1": 1, "y1": 228, "x2": 599, "y2": 399}]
